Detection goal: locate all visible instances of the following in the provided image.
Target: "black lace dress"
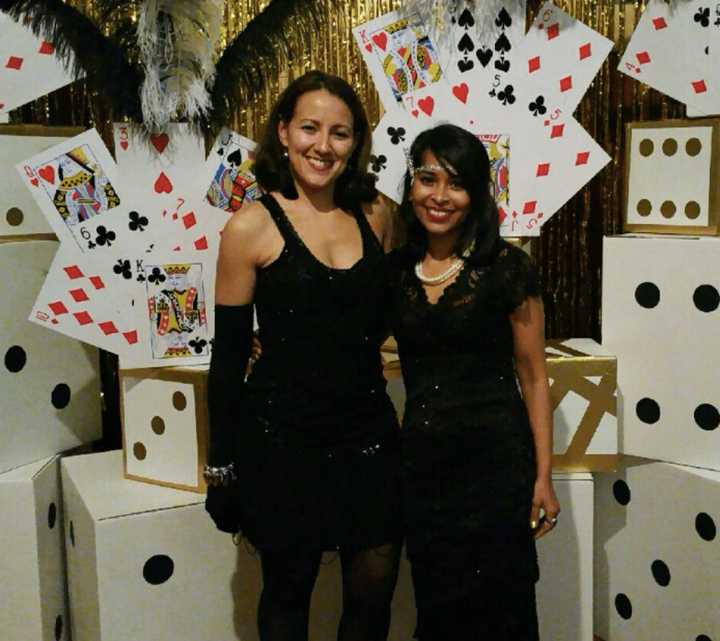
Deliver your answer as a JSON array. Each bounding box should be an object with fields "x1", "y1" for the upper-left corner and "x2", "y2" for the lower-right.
[
  {"x1": 387, "y1": 242, "x2": 541, "y2": 639},
  {"x1": 232, "y1": 194, "x2": 402, "y2": 550}
]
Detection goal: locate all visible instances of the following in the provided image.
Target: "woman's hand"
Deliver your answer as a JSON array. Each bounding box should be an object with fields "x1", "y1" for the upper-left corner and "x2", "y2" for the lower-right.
[{"x1": 530, "y1": 476, "x2": 561, "y2": 540}]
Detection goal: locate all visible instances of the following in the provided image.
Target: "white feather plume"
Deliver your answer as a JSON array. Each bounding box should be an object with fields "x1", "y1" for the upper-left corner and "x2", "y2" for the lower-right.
[{"x1": 137, "y1": 0, "x2": 223, "y2": 131}]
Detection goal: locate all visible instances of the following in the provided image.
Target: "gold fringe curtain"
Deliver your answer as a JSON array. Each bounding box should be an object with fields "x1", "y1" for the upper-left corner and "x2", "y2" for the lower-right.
[{"x1": 12, "y1": 0, "x2": 686, "y2": 339}]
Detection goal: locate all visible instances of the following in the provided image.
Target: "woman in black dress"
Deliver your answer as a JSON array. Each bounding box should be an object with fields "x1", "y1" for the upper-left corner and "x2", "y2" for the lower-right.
[
  {"x1": 204, "y1": 71, "x2": 402, "y2": 641},
  {"x1": 387, "y1": 124, "x2": 560, "y2": 640}
]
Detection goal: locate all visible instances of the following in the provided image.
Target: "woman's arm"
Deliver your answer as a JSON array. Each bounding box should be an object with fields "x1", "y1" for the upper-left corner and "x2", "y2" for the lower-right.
[{"x1": 510, "y1": 296, "x2": 560, "y2": 539}]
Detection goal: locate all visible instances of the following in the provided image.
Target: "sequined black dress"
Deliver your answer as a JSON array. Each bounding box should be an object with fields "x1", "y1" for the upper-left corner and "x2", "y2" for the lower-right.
[
  {"x1": 387, "y1": 242, "x2": 541, "y2": 639},
  {"x1": 233, "y1": 194, "x2": 401, "y2": 550}
]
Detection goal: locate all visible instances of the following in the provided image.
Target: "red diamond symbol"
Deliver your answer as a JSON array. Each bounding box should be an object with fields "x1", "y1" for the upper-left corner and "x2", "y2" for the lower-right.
[
  {"x1": 182, "y1": 212, "x2": 197, "y2": 229},
  {"x1": 692, "y1": 80, "x2": 707, "y2": 94},
  {"x1": 73, "y1": 311, "x2": 93, "y2": 325},
  {"x1": 498, "y1": 207, "x2": 507, "y2": 224},
  {"x1": 63, "y1": 265, "x2": 84, "y2": 279},
  {"x1": 6, "y1": 56, "x2": 23, "y2": 70},
  {"x1": 536, "y1": 163, "x2": 551, "y2": 177},
  {"x1": 559, "y1": 75, "x2": 573, "y2": 92},
  {"x1": 194, "y1": 236, "x2": 209, "y2": 250},
  {"x1": 49, "y1": 301, "x2": 68, "y2": 315},
  {"x1": 547, "y1": 23, "x2": 560, "y2": 40},
  {"x1": 576, "y1": 151, "x2": 590, "y2": 165},
  {"x1": 98, "y1": 321, "x2": 118, "y2": 336},
  {"x1": 652, "y1": 16, "x2": 667, "y2": 30},
  {"x1": 89, "y1": 275, "x2": 105, "y2": 290},
  {"x1": 38, "y1": 41, "x2": 54, "y2": 55},
  {"x1": 636, "y1": 51, "x2": 651, "y2": 65},
  {"x1": 523, "y1": 201, "x2": 537, "y2": 215},
  {"x1": 123, "y1": 330, "x2": 139, "y2": 345},
  {"x1": 69, "y1": 288, "x2": 89, "y2": 302},
  {"x1": 579, "y1": 43, "x2": 592, "y2": 60},
  {"x1": 550, "y1": 124, "x2": 565, "y2": 138},
  {"x1": 528, "y1": 56, "x2": 541, "y2": 73}
]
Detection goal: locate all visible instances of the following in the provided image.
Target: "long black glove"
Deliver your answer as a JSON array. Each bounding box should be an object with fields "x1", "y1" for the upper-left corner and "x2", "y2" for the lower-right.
[{"x1": 205, "y1": 303, "x2": 253, "y2": 533}]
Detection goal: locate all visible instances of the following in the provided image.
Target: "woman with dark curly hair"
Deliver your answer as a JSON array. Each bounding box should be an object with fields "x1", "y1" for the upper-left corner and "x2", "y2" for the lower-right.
[
  {"x1": 204, "y1": 70, "x2": 401, "y2": 641},
  {"x1": 387, "y1": 123, "x2": 560, "y2": 640}
]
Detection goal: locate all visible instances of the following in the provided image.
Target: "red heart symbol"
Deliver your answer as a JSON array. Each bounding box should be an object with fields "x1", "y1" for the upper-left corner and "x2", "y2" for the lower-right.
[
  {"x1": 120, "y1": 140, "x2": 128, "y2": 150},
  {"x1": 411, "y1": 109, "x2": 419, "y2": 118},
  {"x1": 39, "y1": 165, "x2": 55, "y2": 184},
  {"x1": 154, "y1": 172, "x2": 172, "y2": 194},
  {"x1": 150, "y1": 133, "x2": 169, "y2": 154},
  {"x1": 372, "y1": 32, "x2": 388, "y2": 51},
  {"x1": 452, "y1": 83, "x2": 469, "y2": 104},
  {"x1": 30, "y1": 177, "x2": 38, "y2": 186},
  {"x1": 365, "y1": 43, "x2": 372, "y2": 52},
  {"x1": 418, "y1": 96, "x2": 435, "y2": 116}
]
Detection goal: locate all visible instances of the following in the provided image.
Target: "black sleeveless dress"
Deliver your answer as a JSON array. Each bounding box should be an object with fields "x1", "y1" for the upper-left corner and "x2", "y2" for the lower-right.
[
  {"x1": 387, "y1": 242, "x2": 541, "y2": 639},
  {"x1": 233, "y1": 193, "x2": 401, "y2": 550}
]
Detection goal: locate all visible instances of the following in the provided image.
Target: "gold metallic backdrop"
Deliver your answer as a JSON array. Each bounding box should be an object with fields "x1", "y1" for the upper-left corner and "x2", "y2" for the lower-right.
[{"x1": 12, "y1": 0, "x2": 686, "y2": 339}]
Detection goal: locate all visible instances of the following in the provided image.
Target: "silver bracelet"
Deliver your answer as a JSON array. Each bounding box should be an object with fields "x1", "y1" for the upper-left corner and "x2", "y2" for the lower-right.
[{"x1": 203, "y1": 462, "x2": 237, "y2": 487}]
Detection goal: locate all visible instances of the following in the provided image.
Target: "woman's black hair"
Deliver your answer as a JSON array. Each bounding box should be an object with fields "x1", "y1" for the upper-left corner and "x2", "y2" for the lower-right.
[
  {"x1": 399, "y1": 123, "x2": 501, "y2": 265},
  {"x1": 253, "y1": 70, "x2": 377, "y2": 209}
]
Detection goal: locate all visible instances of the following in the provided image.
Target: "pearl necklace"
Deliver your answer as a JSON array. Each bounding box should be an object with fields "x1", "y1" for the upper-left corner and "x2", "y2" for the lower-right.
[{"x1": 415, "y1": 257, "x2": 464, "y2": 285}]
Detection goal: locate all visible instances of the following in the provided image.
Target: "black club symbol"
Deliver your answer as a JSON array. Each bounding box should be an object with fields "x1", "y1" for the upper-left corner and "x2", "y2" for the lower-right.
[
  {"x1": 147, "y1": 267, "x2": 166, "y2": 285},
  {"x1": 189, "y1": 338, "x2": 207, "y2": 354},
  {"x1": 498, "y1": 85, "x2": 516, "y2": 106},
  {"x1": 387, "y1": 126, "x2": 406, "y2": 144},
  {"x1": 370, "y1": 154, "x2": 387, "y2": 172},
  {"x1": 695, "y1": 7, "x2": 710, "y2": 26},
  {"x1": 529, "y1": 95, "x2": 547, "y2": 116},
  {"x1": 113, "y1": 259, "x2": 132, "y2": 280},
  {"x1": 128, "y1": 210, "x2": 148, "y2": 232},
  {"x1": 94, "y1": 226, "x2": 116, "y2": 247}
]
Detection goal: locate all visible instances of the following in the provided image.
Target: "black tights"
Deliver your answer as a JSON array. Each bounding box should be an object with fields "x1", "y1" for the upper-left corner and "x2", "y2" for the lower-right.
[{"x1": 258, "y1": 542, "x2": 401, "y2": 641}]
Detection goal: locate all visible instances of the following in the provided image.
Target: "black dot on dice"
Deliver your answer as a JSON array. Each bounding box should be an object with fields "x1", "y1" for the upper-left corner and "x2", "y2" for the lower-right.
[
  {"x1": 69, "y1": 520, "x2": 75, "y2": 547},
  {"x1": 612, "y1": 479, "x2": 631, "y2": 506},
  {"x1": 651, "y1": 559, "x2": 671, "y2": 586},
  {"x1": 636, "y1": 398, "x2": 660, "y2": 424},
  {"x1": 635, "y1": 282, "x2": 660, "y2": 308},
  {"x1": 143, "y1": 554, "x2": 174, "y2": 585},
  {"x1": 694, "y1": 404, "x2": 719, "y2": 431},
  {"x1": 51, "y1": 383, "x2": 71, "y2": 409},
  {"x1": 172, "y1": 391, "x2": 187, "y2": 411},
  {"x1": 4, "y1": 345, "x2": 27, "y2": 373},
  {"x1": 695, "y1": 512, "x2": 717, "y2": 541},
  {"x1": 54, "y1": 614, "x2": 63, "y2": 641},
  {"x1": 48, "y1": 502, "x2": 57, "y2": 529},
  {"x1": 693, "y1": 285, "x2": 719, "y2": 313},
  {"x1": 615, "y1": 593, "x2": 632, "y2": 619}
]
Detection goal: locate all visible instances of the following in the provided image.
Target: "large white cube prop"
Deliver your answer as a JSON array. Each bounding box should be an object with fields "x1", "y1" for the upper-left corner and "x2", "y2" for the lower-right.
[
  {"x1": 0, "y1": 456, "x2": 68, "y2": 641},
  {"x1": 602, "y1": 235, "x2": 720, "y2": 470},
  {"x1": 624, "y1": 119, "x2": 720, "y2": 235},
  {"x1": 0, "y1": 126, "x2": 82, "y2": 236},
  {"x1": 119, "y1": 366, "x2": 208, "y2": 492},
  {"x1": 536, "y1": 473, "x2": 594, "y2": 641},
  {"x1": 61, "y1": 450, "x2": 244, "y2": 641},
  {"x1": 594, "y1": 458, "x2": 719, "y2": 641},
  {"x1": 1, "y1": 240, "x2": 101, "y2": 473}
]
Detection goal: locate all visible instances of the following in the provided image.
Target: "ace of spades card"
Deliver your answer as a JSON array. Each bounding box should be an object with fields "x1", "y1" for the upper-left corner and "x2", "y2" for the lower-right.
[
  {"x1": 16, "y1": 128, "x2": 129, "y2": 254},
  {"x1": 354, "y1": 11, "x2": 446, "y2": 120},
  {"x1": 0, "y1": 12, "x2": 81, "y2": 114},
  {"x1": 122, "y1": 254, "x2": 216, "y2": 368},
  {"x1": 203, "y1": 128, "x2": 260, "y2": 213}
]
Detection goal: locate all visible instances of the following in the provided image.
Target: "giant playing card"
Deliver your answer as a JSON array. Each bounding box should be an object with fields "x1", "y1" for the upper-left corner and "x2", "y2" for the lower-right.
[{"x1": 0, "y1": 11, "x2": 81, "y2": 114}]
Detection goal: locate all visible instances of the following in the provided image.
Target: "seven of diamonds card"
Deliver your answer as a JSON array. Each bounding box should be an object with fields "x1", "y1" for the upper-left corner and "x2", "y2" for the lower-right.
[{"x1": 15, "y1": 128, "x2": 124, "y2": 253}]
